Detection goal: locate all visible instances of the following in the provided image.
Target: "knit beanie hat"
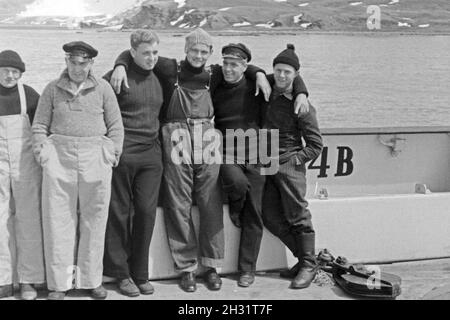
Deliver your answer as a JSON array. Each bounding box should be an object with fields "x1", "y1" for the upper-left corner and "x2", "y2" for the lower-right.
[
  {"x1": 0, "y1": 50, "x2": 25, "y2": 73},
  {"x1": 185, "y1": 28, "x2": 213, "y2": 52},
  {"x1": 273, "y1": 44, "x2": 300, "y2": 71}
]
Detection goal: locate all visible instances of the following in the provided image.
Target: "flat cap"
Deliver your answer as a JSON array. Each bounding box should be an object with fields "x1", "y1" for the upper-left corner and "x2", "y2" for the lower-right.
[
  {"x1": 222, "y1": 43, "x2": 252, "y2": 62},
  {"x1": 63, "y1": 41, "x2": 98, "y2": 58}
]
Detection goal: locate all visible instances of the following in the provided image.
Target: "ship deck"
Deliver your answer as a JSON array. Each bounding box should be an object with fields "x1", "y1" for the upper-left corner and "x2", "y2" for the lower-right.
[{"x1": 4, "y1": 258, "x2": 450, "y2": 300}]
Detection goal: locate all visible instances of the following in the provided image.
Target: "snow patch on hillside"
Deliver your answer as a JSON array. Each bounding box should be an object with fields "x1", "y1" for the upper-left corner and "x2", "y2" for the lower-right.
[
  {"x1": 174, "y1": 0, "x2": 186, "y2": 9},
  {"x1": 233, "y1": 21, "x2": 251, "y2": 27}
]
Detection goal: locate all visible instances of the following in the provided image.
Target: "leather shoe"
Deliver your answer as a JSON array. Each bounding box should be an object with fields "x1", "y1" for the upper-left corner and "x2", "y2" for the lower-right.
[
  {"x1": 91, "y1": 285, "x2": 108, "y2": 300},
  {"x1": 48, "y1": 291, "x2": 66, "y2": 300},
  {"x1": 238, "y1": 272, "x2": 255, "y2": 288},
  {"x1": 290, "y1": 267, "x2": 318, "y2": 289},
  {"x1": 204, "y1": 269, "x2": 222, "y2": 291},
  {"x1": 20, "y1": 284, "x2": 37, "y2": 300},
  {"x1": 0, "y1": 284, "x2": 13, "y2": 299},
  {"x1": 136, "y1": 280, "x2": 154, "y2": 295},
  {"x1": 280, "y1": 262, "x2": 301, "y2": 279},
  {"x1": 180, "y1": 272, "x2": 197, "y2": 293},
  {"x1": 118, "y1": 278, "x2": 140, "y2": 297}
]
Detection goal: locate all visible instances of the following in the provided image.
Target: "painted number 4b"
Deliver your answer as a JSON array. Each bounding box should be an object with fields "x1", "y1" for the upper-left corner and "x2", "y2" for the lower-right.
[{"x1": 308, "y1": 147, "x2": 354, "y2": 178}]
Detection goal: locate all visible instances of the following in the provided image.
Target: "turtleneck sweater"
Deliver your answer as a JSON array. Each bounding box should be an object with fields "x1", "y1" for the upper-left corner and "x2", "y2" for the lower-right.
[
  {"x1": 0, "y1": 83, "x2": 40, "y2": 124},
  {"x1": 104, "y1": 59, "x2": 164, "y2": 145}
]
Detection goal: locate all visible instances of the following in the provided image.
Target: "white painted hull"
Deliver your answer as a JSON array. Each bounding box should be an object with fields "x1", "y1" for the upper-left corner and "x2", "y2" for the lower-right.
[{"x1": 111, "y1": 126, "x2": 450, "y2": 280}]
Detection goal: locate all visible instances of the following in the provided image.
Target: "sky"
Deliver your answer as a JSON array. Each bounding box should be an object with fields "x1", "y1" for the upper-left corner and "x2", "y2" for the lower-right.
[{"x1": 18, "y1": 0, "x2": 138, "y2": 17}]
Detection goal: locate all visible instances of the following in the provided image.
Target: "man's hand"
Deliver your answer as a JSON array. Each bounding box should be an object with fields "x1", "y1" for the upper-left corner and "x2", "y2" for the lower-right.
[
  {"x1": 255, "y1": 72, "x2": 272, "y2": 102},
  {"x1": 110, "y1": 65, "x2": 129, "y2": 94},
  {"x1": 294, "y1": 94, "x2": 310, "y2": 115}
]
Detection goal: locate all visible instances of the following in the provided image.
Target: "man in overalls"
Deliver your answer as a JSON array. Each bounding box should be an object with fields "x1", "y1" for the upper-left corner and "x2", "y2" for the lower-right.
[
  {"x1": 0, "y1": 50, "x2": 45, "y2": 300},
  {"x1": 110, "y1": 28, "x2": 270, "y2": 292},
  {"x1": 32, "y1": 41, "x2": 124, "y2": 300}
]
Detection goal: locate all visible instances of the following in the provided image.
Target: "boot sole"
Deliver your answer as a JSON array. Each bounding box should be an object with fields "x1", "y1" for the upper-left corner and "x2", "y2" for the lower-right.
[
  {"x1": 120, "y1": 291, "x2": 140, "y2": 297},
  {"x1": 139, "y1": 289, "x2": 155, "y2": 295},
  {"x1": 290, "y1": 283, "x2": 312, "y2": 290}
]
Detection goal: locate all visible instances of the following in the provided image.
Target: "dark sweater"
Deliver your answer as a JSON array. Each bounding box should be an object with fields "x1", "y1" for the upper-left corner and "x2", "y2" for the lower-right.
[
  {"x1": 213, "y1": 77, "x2": 266, "y2": 163},
  {"x1": 213, "y1": 77, "x2": 264, "y2": 133},
  {"x1": 104, "y1": 60, "x2": 163, "y2": 145},
  {"x1": 264, "y1": 95, "x2": 323, "y2": 165},
  {"x1": 115, "y1": 50, "x2": 264, "y2": 123},
  {"x1": 0, "y1": 84, "x2": 40, "y2": 124}
]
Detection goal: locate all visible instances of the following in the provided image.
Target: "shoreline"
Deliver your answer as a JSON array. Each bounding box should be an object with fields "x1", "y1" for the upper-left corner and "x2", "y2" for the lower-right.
[{"x1": 1, "y1": 25, "x2": 450, "y2": 36}]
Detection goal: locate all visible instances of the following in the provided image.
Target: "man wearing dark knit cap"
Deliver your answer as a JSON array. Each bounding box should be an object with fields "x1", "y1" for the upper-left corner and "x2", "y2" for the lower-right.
[
  {"x1": 0, "y1": 50, "x2": 39, "y2": 121},
  {"x1": 262, "y1": 44, "x2": 323, "y2": 290},
  {"x1": 214, "y1": 43, "x2": 310, "y2": 288},
  {"x1": 0, "y1": 50, "x2": 45, "y2": 300}
]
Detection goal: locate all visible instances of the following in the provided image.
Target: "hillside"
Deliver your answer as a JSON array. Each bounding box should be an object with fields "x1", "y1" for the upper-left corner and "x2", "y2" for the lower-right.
[{"x1": 1, "y1": 0, "x2": 449, "y2": 32}]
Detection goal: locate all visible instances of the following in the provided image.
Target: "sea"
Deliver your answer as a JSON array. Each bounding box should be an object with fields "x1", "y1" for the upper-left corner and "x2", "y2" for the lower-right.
[{"x1": 1, "y1": 28, "x2": 449, "y2": 128}]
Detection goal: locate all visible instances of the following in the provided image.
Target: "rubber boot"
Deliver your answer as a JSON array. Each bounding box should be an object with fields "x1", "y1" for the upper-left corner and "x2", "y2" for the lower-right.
[
  {"x1": 291, "y1": 232, "x2": 318, "y2": 289},
  {"x1": 278, "y1": 233, "x2": 300, "y2": 278},
  {"x1": 280, "y1": 261, "x2": 301, "y2": 279}
]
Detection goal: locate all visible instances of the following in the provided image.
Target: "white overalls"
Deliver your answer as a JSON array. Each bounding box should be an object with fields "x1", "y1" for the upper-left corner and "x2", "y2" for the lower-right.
[
  {"x1": 40, "y1": 133, "x2": 115, "y2": 292},
  {"x1": 0, "y1": 83, "x2": 45, "y2": 286}
]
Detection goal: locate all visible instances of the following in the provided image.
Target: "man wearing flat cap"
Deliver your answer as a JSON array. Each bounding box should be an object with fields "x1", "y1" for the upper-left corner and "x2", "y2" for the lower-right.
[
  {"x1": 213, "y1": 43, "x2": 310, "y2": 287},
  {"x1": 0, "y1": 50, "x2": 45, "y2": 300},
  {"x1": 32, "y1": 41, "x2": 124, "y2": 300}
]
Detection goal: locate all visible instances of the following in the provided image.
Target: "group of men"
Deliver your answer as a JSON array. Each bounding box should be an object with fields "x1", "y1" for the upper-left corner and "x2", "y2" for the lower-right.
[{"x1": 0, "y1": 27, "x2": 323, "y2": 300}]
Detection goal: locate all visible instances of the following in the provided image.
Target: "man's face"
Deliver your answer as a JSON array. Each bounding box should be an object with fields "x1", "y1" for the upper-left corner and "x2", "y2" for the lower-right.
[
  {"x1": 222, "y1": 58, "x2": 247, "y2": 84},
  {"x1": 273, "y1": 63, "x2": 298, "y2": 91},
  {"x1": 0, "y1": 67, "x2": 22, "y2": 88},
  {"x1": 131, "y1": 42, "x2": 159, "y2": 71},
  {"x1": 65, "y1": 54, "x2": 93, "y2": 85},
  {"x1": 186, "y1": 44, "x2": 212, "y2": 68}
]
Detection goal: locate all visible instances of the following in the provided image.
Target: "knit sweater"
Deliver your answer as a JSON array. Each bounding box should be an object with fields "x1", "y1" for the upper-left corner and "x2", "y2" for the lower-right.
[
  {"x1": 0, "y1": 83, "x2": 40, "y2": 124},
  {"x1": 104, "y1": 60, "x2": 163, "y2": 145},
  {"x1": 32, "y1": 69, "x2": 124, "y2": 156}
]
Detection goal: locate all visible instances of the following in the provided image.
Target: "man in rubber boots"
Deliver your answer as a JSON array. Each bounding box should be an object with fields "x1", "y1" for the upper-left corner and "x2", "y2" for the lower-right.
[{"x1": 262, "y1": 44, "x2": 323, "y2": 290}]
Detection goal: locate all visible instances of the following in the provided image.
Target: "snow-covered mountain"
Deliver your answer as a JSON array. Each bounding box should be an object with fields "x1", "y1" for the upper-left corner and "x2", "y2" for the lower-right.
[{"x1": 1, "y1": 0, "x2": 449, "y2": 32}]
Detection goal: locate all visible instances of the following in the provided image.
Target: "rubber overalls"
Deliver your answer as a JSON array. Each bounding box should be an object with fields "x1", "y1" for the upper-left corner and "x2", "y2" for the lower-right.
[
  {"x1": 161, "y1": 64, "x2": 224, "y2": 273},
  {"x1": 0, "y1": 83, "x2": 45, "y2": 286}
]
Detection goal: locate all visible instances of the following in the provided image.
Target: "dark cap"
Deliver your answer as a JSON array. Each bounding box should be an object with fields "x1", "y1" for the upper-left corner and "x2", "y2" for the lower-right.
[
  {"x1": 273, "y1": 44, "x2": 300, "y2": 71},
  {"x1": 63, "y1": 41, "x2": 98, "y2": 59},
  {"x1": 0, "y1": 50, "x2": 26, "y2": 73},
  {"x1": 222, "y1": 43, "x2": 252, "y2": 62}
]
